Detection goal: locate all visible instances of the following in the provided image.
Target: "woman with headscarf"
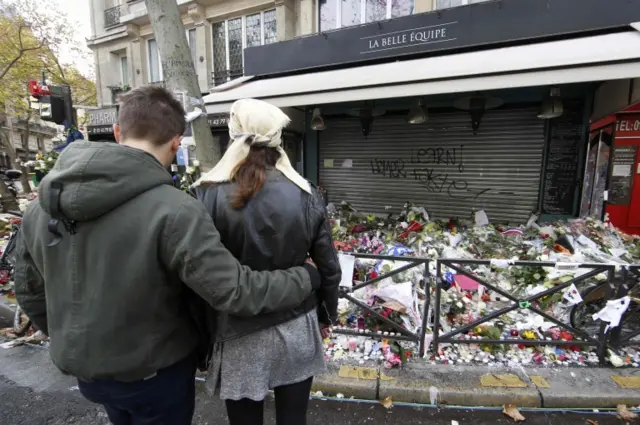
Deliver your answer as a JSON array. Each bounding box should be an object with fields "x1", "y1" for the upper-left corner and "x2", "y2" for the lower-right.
[{"x1": 192, "y1": 98, "x2": 341, "y2": 425}]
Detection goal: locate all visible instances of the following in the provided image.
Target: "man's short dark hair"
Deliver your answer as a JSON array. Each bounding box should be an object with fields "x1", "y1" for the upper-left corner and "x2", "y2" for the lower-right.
[{"x1": 117, "y1": 85, "x2": 186, "y2": 146}]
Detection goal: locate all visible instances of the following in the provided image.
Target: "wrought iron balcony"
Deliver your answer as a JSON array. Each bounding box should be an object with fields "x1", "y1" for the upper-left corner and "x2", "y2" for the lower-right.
[
  {"x1": 104, "y1": 5, "x2": 122, "y2": 28},
  {"x1": 211, "y1": 69, "x2": 244, "y2": 87}
]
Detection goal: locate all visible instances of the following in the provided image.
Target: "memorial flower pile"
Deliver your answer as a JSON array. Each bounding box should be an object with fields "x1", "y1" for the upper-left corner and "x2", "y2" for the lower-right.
[{"x1": 324, "y1": 202, "x2": 640, "y2": 368}]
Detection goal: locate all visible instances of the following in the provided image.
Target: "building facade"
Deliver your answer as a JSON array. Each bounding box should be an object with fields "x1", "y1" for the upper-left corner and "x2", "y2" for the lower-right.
[
  {"x1": 0, "y1": 107, "x2": 58, "y2": 169},
  {"x1": 88, "y1": 0, "x2": 470, "y2": 106},
  {"x1": 202, "y1": 0, "x2": 640, "y2": 228}
]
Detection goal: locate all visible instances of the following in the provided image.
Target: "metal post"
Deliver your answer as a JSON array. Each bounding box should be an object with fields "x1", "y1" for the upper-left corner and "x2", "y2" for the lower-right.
[
  {"x1": 433, "y1": 260, "x2": 442, "y2": 355},
  {"x1": 418, "y1": 260, "x2": 430, "y2": 357},
  {"x1": 609, "y1": 267, "x2": 630, "y2": 347},
  {"x1": 597, "y1": 266, "x2": 615, "y2": 364}
]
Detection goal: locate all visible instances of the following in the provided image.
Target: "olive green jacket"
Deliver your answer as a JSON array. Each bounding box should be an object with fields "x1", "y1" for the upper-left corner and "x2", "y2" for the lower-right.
[{"x1": 14, "y1": 142, "x2": 315, "y2": 382}]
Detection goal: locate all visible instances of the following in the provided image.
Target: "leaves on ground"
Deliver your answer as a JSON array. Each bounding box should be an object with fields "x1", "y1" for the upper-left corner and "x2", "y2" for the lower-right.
[
  {"x1": 380, "y1": 396, "x2": 393, "y2": 409},
  {"x1": 617, "y1": 404, "x2": 638, "y2": 421},
  {"x1": 502, "y1": 404, "x2": 525, "y2": 422},
  {"x1": 586, "y1": 419, "x2": 598, "y2": 425}
]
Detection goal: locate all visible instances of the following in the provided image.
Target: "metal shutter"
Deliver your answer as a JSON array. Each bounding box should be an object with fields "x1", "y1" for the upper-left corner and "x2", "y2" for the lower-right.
[{"x1": 319, "y1": 107, "x2": 546, "y2": 224}]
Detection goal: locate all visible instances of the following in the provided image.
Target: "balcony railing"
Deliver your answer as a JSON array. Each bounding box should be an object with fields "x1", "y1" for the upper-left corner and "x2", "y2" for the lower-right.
[
  {"x1": 104, "y1": 5, "x2": 122, "y2": 28},
  {"x1": 211, "y1": 68, "x2": 244, "y2": 87}
]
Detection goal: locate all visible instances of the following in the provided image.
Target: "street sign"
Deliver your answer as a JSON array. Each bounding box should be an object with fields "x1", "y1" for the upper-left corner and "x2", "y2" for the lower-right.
[{"x1": 39, "y1": 103, "x2": 52, "y2": 119}]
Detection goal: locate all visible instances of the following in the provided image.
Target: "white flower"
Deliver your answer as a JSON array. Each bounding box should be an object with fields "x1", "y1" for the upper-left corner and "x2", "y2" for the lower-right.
[
  {"x1": 39, "y1": 161, "x2": 46, "y2": 168},
  {"x1": 192, "y1": 160, "x2": 200, "y2": 167},
  {"x1": 186, "y1": 166, "x2": 196, "y2": 174}
]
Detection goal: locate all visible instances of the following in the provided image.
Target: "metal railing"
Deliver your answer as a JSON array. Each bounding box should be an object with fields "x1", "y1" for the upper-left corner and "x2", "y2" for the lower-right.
[
  {"x1": 433, "y1": 259, "x2": 616, "y2": 364},
  {"x1": 333, "y1": 253, "x2": 432, "y2": 357},
  {"x1": 104, "y1": 5, "x2": 122, "y2": 28},
  {"x1": 608, "y1": 265, "x2": 640, "y2": 348}
]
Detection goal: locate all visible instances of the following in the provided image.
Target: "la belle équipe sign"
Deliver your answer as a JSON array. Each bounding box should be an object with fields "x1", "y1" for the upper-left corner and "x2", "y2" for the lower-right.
[{"x1": 362, "y1": 22, "x2": 456, "y2": 54}]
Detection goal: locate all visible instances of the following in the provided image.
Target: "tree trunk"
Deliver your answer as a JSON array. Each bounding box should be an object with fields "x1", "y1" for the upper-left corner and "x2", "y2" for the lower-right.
[
  {"x1": 0, "y1": 131, "x2": 21, "y2": 213},
  {"x1": 15, "y1": 157, "x2": 32, "y2": 195},
  {"x1": 0, "y1": 180, "x2": 20, "y2": 213},
  {"x1": 20, "y1": 163, "x2": 32, "y2": 194},
  {"x1": 18, "y1": 118, "x2": 32, "y2": 194},
  {"x1": 145, "y1": 0, "x2": 221, "y2": 171}
]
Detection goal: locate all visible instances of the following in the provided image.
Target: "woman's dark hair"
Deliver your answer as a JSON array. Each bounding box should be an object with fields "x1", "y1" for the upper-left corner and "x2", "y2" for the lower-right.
[{"x1": 231, "y1": 146, "x2": 281, "y2": 209}]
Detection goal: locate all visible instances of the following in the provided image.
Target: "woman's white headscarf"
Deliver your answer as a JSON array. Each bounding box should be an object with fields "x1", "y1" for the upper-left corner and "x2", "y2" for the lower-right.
[{"x1": 193, "y1": 98, "x2": 311, "y2": 193}]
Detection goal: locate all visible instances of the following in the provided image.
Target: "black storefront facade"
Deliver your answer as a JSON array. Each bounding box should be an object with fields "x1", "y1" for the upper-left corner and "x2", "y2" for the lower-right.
[
  {"x1": 84, "y1": 107, "x2": 302, "y2": 170},
  {"x1": 206, "y1": 112, "x2": 304, "y2": 173},
  {"x1": 203, "y1": 0, "x2": 640, "y2": 224}
]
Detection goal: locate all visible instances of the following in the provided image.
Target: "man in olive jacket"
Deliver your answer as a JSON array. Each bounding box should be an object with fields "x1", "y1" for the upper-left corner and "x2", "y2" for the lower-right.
[{"x1": 13, "y1": 86, "x2": 321, "y2": 425}]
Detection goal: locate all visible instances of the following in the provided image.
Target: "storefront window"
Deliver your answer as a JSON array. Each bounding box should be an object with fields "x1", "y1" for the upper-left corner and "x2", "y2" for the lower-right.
[
  {"x1": 435, "y1": 0, "x2": 489, "y2": 10},
  {"x1": 264, "y1": 9, "x2": 277, "y2": 44},
  {"x1": 366, "y1": 0, "x2": 387, "y2": 23},
  {"x1": 211, "y1": 10, "x2": 277, "y2": 87},
  {"x1": 227, "y1": 17, "x2": 243, "y2": 82},
  {"x1": 212, "y1": 22, "x2": 227, "y2": 86},
  {"x1": 320, "y1": 0, "x2": 338, "y2": 31},
  {"x1": 342, "y1": 0, "x2": 361, "y2": 27},
  {"x1": 391, "y1": 0, "x2": 414, "y2": 18},
  {"x1": 246, "y1": 13, "x2": 262, "y2": 48},
  {"x1": 147, "y1": 39, "x2": 162, "y2": 83},
  {"x1": 187, "y1": 28, "x2": 197, "y2": 65},
  {"x1": 320, "y1": 0, "x2": 414, "y2": 31}
]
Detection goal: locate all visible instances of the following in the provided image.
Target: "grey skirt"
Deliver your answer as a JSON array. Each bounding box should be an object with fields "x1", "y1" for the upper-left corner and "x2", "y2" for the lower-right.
[{"x1": 206, "y1": 309, "x2": 327, "y2": 401}]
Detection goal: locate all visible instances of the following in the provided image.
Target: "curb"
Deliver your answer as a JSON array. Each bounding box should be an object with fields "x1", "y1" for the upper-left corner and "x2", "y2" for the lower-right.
[{"x1": 312, "y1": 360, "x2": 640, "y2": 408}]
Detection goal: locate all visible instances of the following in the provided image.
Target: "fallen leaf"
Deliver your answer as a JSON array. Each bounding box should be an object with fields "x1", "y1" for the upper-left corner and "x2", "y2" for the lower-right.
[
  {"x1": 380, "y1": 396, "x2": 393, "y2": 409},
  {"x1": 503, "y1": 404, "x2": 525, "y2": 422},
  {"x1": 617, "y1": 404, "x2": 638, "y2": 421},
  {"x1": 586, "y1": 419, "x2": 598, "y2": 425}
]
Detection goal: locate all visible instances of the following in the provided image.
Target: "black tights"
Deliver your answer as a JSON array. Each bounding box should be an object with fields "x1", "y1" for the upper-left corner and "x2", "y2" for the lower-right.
[{"x1": 225, "y1": 377, "x2": 313, "y2": 425}]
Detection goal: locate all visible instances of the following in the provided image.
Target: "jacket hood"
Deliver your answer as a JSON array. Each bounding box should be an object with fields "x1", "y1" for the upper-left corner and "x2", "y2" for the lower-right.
[{"x1": 38, "y1": 142, "x2": 173, "y2": 222}]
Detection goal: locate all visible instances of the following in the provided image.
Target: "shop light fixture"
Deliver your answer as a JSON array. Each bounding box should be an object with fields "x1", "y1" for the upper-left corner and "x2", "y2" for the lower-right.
[
  {"x1": 454, "y1": 94, "x2": 503, "y2": 134},
  {"x1": 310, "y1": 107, "x2": 326, "y2": 131},
  {"x1": 537, "y1": 87, "x2": 564, "y2": 119},
  {"x1": 407, "y1": 99, "x2": 428, "y2": 124},
  {"x1": 347, "y1": 101, "x2": 386, "y2": 138}
]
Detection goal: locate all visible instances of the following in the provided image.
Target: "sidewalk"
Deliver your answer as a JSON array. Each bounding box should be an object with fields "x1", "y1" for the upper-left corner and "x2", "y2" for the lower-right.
[
  {"x1": 313, "y1": 358, "x2": 640, "y2": 408},
  {"x1": 2, "y1": 342, "x2": 640, "y2": 409}
]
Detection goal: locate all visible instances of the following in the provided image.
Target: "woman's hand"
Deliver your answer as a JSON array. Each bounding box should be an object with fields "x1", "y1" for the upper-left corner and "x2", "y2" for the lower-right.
[{"x1": 320, "y1": 324, "x2": 332, "y2": 339}]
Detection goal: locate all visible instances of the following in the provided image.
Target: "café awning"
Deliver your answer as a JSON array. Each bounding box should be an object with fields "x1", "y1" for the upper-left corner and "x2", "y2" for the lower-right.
[{"x1": 203, "y1": 30, "x2": 640, "y2": 114}]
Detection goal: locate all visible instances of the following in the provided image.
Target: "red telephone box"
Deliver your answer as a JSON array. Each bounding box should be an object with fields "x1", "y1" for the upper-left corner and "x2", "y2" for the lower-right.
[{"x1": 591, "y1": 105, "x2": 640, "y2": 235}]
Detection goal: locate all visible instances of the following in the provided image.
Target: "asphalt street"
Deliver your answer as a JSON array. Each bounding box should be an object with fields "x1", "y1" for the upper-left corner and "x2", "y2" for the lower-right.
[
  {"x1": 0, "y1": 373, "x2": 634, "y2": 425},
  {"x1": 0, "y1": 336, "x2": 635, "y2": 425}
]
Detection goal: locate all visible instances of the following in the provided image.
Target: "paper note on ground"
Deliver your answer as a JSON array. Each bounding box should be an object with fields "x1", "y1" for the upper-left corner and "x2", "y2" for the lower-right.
[{"x1": 338, "y1": 253, "x2": 355, "y2": 287}]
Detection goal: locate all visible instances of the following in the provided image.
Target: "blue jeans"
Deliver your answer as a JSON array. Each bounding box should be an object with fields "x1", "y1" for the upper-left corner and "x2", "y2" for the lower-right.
[{"x1": 78, "y1": 354, "x2": 197, "y2": 425}]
